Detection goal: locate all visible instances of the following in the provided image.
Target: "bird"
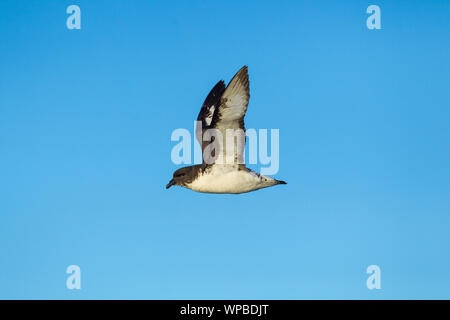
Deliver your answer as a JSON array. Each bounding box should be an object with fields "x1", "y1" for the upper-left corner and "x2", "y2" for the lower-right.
[{"x1": 166, "y1": 66, "x2": 287, "y2": 194}]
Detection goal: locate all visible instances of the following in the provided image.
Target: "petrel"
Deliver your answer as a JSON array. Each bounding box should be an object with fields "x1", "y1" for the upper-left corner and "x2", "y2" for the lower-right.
[{"x1": 166, "y1": 66, "x2": 286, "y2": 194}]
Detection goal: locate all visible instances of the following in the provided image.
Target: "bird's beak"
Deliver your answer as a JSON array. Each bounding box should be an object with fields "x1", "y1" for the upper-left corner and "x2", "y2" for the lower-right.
[{"x1": 166, "y1": 179, "x2": 175, "y2": 189}]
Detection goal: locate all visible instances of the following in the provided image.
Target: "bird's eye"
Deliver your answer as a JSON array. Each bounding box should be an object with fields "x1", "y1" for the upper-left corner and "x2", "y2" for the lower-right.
[{"x1": 175, "y1": 173, "x2": 185, "y2": 177}]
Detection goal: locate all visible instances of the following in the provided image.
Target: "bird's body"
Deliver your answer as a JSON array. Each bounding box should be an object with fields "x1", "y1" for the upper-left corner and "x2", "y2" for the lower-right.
[
  {"x1": 185, "y1": 164, "x2": 283, "y2": 194},
  {"x1": 166, "y1": 66, "x2": 286, "y2": 194}
]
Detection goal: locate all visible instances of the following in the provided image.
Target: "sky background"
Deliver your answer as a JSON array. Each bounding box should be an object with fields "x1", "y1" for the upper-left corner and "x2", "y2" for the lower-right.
[{"x1": 1, "y1": 0, "x2": 449, "y2": 299}]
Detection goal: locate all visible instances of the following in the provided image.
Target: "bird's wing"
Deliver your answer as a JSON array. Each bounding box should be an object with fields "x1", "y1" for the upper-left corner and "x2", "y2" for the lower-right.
[
  {"x1": 195, "y1": 80, "x2": 226, "y2": 153},
  {"x1": 208, "y1": 66, "x2": 249, "y2": 165}
]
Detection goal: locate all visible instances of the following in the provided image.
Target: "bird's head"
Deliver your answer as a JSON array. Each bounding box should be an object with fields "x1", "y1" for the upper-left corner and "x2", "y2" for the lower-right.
[{"x1": 166, "y1": 167, "x2": 191, "y2": 189}]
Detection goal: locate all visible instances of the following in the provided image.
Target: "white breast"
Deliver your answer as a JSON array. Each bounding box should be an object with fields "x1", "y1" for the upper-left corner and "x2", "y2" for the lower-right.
[{"x1": 186, "y1": 165, "x2": 276, "y2": 194}]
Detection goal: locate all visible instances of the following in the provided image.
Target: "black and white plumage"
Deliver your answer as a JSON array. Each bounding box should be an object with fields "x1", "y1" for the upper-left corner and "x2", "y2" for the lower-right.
[{"x1": 166, "y1": 66, "x2": 286, "y2": 194}]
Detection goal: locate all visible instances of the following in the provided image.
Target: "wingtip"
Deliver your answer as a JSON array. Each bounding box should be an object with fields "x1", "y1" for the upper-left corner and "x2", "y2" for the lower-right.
[
  {"x1": 233, "y1": 66, "x2": 249, "y2": 85},
  {"x1": 234, "y1": 66, "x2": 248, "y2": 75}
]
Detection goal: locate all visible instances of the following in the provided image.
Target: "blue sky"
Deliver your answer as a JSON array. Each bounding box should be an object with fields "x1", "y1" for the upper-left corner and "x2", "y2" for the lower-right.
[{"x1": 1, "y1": 0, "x2": 449, "y2": 299}]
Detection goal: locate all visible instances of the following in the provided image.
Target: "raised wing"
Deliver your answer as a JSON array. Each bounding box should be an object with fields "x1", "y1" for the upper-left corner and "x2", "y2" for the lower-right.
[
  {"x1": 195, "y1": 80, "x2": 225, "y2": 152},
  {"x1": 209, "y1": 66, "x2": 249, "y2": 165}
]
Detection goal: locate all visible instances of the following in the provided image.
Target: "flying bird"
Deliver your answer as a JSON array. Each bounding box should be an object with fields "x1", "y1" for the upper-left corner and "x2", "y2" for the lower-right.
[{"x1": 166, "y1": 66, "x2": 286, "y2": 194}]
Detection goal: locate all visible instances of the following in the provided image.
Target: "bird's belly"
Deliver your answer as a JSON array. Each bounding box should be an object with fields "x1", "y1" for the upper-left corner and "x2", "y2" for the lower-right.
[{"x1": 187, "y1": 170, "x2": 261, "y2": 194}]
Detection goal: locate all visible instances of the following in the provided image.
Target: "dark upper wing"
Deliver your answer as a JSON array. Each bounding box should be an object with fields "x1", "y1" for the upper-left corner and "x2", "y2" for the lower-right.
[
  {"x1": 195, "y1": 80, "x2": 226, "y2": 149},
  {"x1": 210, "y1": 66, "x2": 250, "y2": 164}
]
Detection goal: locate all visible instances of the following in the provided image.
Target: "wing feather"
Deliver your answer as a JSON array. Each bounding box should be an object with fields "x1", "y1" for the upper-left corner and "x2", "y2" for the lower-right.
[
  {"x1": 195, "y1": 80, "x2": 225, "y2": 150},
  {"x1": 210, "y1": 66, "x2": 249, "y2": 164}
]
